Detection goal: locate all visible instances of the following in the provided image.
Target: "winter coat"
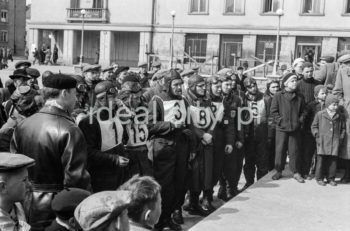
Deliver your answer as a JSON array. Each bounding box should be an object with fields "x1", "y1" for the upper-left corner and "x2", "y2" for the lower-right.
[
  {"x1": 311, "y1": 110, "x2": 346, "y2": 156},
  {"x1": 270, "y1": 90, "x2": 305, "y2": 132}
]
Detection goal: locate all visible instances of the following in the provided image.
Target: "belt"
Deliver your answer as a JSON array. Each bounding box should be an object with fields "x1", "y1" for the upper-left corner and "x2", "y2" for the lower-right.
[{"x1": 31, "y1": 183, "x2": 64, "y2": 192}]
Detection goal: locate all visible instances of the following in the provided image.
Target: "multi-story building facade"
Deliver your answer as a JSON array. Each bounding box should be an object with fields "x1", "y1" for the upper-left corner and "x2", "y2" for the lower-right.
[
  {"x1": 28, "y1": 0, "x2": 350, "y2": 74},
  {"x1": 0, "y1": 0, "x2": 26, "y2": 57}
]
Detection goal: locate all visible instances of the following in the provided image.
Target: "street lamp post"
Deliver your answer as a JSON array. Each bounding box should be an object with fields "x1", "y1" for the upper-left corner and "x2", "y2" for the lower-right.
[
  {"x1": 170, "y1": 10, "x2": 176, "y2": 68},
  {"x1": 80, "y1": 9, "x2": 86, "y2": 66},
  {"x1": 272, "y1": 9, "x2": 284, "y2": 76}
]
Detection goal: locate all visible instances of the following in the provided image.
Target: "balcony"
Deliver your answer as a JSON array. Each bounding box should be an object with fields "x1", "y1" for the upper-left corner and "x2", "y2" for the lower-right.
[{"x1": 66, "y1": 8, "x2": 108, "y2": 22}]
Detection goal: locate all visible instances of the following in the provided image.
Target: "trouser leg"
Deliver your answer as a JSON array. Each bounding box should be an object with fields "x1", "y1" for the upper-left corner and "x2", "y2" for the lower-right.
[
  {"x1": 301, "y1": 132, "x2": 316, "y2": 176},
  {"x1": 288, "y1": 130, "x2": 301, "y2": 174},
  {"x1": 275, "y1": 130, "x2": 289, "y2": 172},
  {"x1": 256, "y1": 139, "x2": 269, "y2": 180},
  {"x1": 328, "y1": 156, "x2": 338, "y2": 180},
  {"x1": 315, "y1": 155, "x2": 324, "y2": 181},
  {"x1": 244, "y1": 139, "x2": 256, "y2": 185}
]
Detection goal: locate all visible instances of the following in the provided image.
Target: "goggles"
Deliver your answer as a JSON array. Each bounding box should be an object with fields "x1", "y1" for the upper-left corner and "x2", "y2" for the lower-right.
[{"x1": 76, "y1": 84, "x2": 88, "y2": 93}]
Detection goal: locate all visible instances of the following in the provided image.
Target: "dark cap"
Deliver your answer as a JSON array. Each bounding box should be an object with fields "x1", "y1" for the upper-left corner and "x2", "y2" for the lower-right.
[
  {"x1": 15, "y1": 61, "x2": 31, "y2": 69},
  {"x1": 94, "y1": 81, "x2": 116, "y2": 95},
  {"x1": 192, "y1": 66, "x2": 199, "y2": 71},
  {"x1": 74, "y1": 190, "x2": 131, "y2": 231},
  {"x1": 0, "y1": 153, "x2": 35, "y2": 172},
  {"x1": 281, "y1": 73, "x2": 297, "y2": 86},
  {"x1": 9, "y1": 69, "x2": 30, "y2": 80},
  {"x1": 52, "y1": 188, "x2": 91, "y2": 220},
  {"x1": 26, "y1": 68, "x2": 41, "y2": 79},
  {"x1": 325, "y1": 94, "x2": 339, "y2": 108},
  {"x1": 43, "y1": 74, "x2": 77, "y2": 89},
  {"x1": 115, "y1": 66, "x2": 130, "y2": 76},
  {"x1": 82, "y1": 64, "x2": 101, "y2": 73},
  {"x1": 102, "y1": 67, "x2": 114, "y2": 73},
  {"x1": 181, "y1": 69, "x2": 195, "y2": 78}
]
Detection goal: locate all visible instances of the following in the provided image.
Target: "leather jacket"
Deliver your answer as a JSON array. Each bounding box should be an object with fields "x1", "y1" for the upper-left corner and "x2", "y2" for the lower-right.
[{"x1": 10, "y1": 105, "x2": 91, "y2": 189}]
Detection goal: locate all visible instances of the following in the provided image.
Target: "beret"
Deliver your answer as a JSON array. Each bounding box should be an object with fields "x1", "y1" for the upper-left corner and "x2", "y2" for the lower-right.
[
  {"x1": 15, "y1": 61, "x2": 31, "y2": 69},
  {"x1": 138, "y1": 61, "x2": 147, "y2": 68},
  {"x1": 52, "y1": 188, "x2": 91, "y2": 220},
  {"x1": 74, "y1": 190, "x2": 131, "y2": 231},
  {"x1": 325, "y1": 94, "x2": 339, "y2": 108},
  {"x1": 243, "y1": 77, "x2": 256, "y2": 88},
  {"x1": 114, "y1": 66, "x2": 130, "y2": 76},
  {"x1": 94, "y1": 81, "x2": 115, "y2": 95},
  {"x1": 152, "y1": 60, "x2": 161, "y2": 67},
  {"x1": 337, "y1": 54, "x2": 350, "y2": 64},
  {"x1": 180, "y1": 69, "x2": 195, "y2": 78},
  {"x1": 320, "y1": 56, "x2": 334, "y2": 63},
  {"x1": 9, "y1": 69, "x2": 30, "y2": 80},
  {"x1": 43, "y1": 74, "x2": 77, "y2": 89},
  {"x1": 82, "y1": 64, "x2": 101, "y2": 73},
  {"x1": 26, "y1": 68, "x2": 41, "y2": 79},
  {"x1": 0, "y1": 153, "x2": 35, "y2": 172}
]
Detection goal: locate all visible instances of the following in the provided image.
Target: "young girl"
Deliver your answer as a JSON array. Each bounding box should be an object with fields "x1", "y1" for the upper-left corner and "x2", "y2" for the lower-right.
[{"x1": 311, "y1": 94, "x2": 346, "y2": 186}]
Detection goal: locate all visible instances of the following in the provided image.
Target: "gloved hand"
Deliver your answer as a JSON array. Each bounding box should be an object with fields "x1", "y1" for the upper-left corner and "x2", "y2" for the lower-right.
[
  {"x1": 225, "y1": 144, "x2": 233, "y2": 154},
  {"x1": 235, "y1": 141, "x2": 243, "y2": 149},
  {"x1": 202, "y1": 133, "x2": 213, "y2": 145}
]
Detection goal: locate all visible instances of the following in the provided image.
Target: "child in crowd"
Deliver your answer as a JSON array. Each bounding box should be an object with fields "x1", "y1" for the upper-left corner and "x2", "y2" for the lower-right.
[
  {"x1": 119, "y1": 175, "x2": 162, "y2": 231},
  {"x1": 311, "y1": 94, "x2": 346, "y2": 186},
  {"x1": 301, "y1": 85, "x2": 327, "y2": 179}
]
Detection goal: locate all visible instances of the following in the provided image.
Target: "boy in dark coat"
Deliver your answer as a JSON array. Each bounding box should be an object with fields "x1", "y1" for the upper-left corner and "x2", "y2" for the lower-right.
[
  {"x1": 270, "y1": 73, "x2": 306, "y2": 182},
  {"x1": 311, "y1": 94, "x2": 346, "y2": 186}
]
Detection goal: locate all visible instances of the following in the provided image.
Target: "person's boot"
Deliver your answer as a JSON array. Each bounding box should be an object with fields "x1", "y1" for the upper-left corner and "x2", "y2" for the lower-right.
[
  {"x1": 272, "y1": 171, "x2": 282, "y2": 180},
  {"x1": 172, "y1": 209, "x2": 184, "y2": 225},
  {"x1": 227, "y1": 187, "x2": 239, "y2": 200},
  {"x1": 293, "y1": 173, "x2": 305, "y2": 183},
  {"x1": 153, "y1": 217, "x2": 182, "y2": 231},
  {"x1": 217, "y1": 186, "x2": 228, "y2": 201},
  {"x1": 184, "y1": 192, "x2": 211, "y2": 217},
  {"x1": 201, "y1": 192, "x2": 215, "y2": 214},
  {"x1": 182, "y1": 193, "x2": 191, "y2": 211}
]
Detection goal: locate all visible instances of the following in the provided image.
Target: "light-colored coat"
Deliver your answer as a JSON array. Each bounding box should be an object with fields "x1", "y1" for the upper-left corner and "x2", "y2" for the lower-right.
[{"x1": 333, "y1": 66, "x2": 350, "y2": 159}]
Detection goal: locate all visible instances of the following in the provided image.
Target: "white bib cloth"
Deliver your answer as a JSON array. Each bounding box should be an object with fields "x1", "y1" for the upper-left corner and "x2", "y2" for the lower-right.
[
  {"x1": 98, "y1": 117, "x2": 123, "y2": 152},
  {"x1": 126, "y1": 123, "x2": 149, "y2": 147},
  {"x1": 188, "y1": 105, "x2": 212, "y2": 129},
  {"x1": 163, "y1": 100, "x2": 187, "y2": 124}
]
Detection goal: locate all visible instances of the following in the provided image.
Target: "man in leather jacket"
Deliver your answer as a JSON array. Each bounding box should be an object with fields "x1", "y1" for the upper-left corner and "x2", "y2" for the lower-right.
[{"x1": 10, "y1": 73, "x2": 91, "y2": 231}]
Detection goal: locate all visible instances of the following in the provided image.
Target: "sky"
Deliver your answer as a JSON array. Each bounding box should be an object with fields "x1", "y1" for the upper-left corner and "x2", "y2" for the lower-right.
[{"x1": 27, "y1": 0, "x2": 31, "y2": 5}]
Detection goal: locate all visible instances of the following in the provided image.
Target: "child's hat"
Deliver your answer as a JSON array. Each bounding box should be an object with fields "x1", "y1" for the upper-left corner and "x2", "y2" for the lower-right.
[{"x1": 325, "y1": 94, "x2": 339, "y2": 108}]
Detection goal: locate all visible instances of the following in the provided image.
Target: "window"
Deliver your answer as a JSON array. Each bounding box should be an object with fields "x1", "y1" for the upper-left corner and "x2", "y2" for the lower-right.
[
  {"x1": 344, "y1": 0, "x2": 350, "y2": 14},
  {"x1": 301, "y1": 0, "x2": 324, "y2": 14},
  {"x1": 93, "y1": 0, "x2": 103, "y2": 8},
  {"x1": 338, "y1": 38, "x2": 350, "y2": 53},
  {"x1": 0, "y1": 10, "x2": 7, "y2": 22},
  {"x1": 190, "y1": 0, "x2": 208, "y2": 14},
  {"x1": 262, "y1": 0, "x2": 282, "y2": 13},
  {"x1": 225, "y1": 0, "x2": 244, "y2": 14},
  {"x1": 70, "y1": 0, "x2": 80, "y2": 8},
  {"x1": 184, "y1": 34, "x2": 207, "y2": 63},
  {"x1": 0, "y1": 31, "x2": 8, "y2": 42}
]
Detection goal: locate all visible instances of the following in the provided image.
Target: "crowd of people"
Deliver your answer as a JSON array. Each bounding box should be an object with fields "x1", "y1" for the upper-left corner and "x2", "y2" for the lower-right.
[{"x1": 0, "y1": 53, "x2": 350, "y2": 231}]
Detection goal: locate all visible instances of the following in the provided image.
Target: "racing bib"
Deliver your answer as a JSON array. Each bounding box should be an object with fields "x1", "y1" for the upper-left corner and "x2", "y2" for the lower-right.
[
  {"x1": 188, "y1": 105, "x2": 211, "y2": 129},
  {"x1": 163, "y1": 100, "x2": 187, "y2": 124},
  {"x1": 126, "y1": 123, "x2": 149, "y2": 147},
  {"x1": 99, "y1": 116, "x2": 124, "y2": 152},
  {"x1": 211, "y1": 101, "x2": 224, "y2": 122}
]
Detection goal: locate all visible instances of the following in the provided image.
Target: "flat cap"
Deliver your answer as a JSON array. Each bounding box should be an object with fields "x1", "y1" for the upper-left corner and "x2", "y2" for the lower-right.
[
  {"x1": 292, "y1": 58, "x2": 305, "y2": 67},
  {"x1": 0, "y1": 153, "x2": 35, "y2": 172},
  {"x1": 43, "y1": 74, "x2": 77, "y2": 89},
  {"x1": 152, "y1": 60, "x2": 161, "y2": 67},
  {"x1": 74, "y1": 190, "x2": 131, "y2": 231},
  {"x1": 337, "y1": 54, "x2": 350, "y2": 63},
  {"x1": 181, "y1": 69, "x2": 195, "y2": 78},
  {"x1": 26, "y1": 68, "x2": 41, "y2": 79},
  {"x1": 102, "y1": 67, "x2": 114, "y2": 73},
  {"x1": 9, "y1": 69, "x2": 30, "y2": 80},
  {"x1": 138, "y1": 61, "x2": 148, "y2": 68},
  {"x1": 94, "y1": 81, "x2": 116, "y2": 95},
  {"x1": 217, "y1": 68, "x2": 233, "y2": 76},
  {"x1": 192, "y1": 66, "x2": 199, "y2": 71},
  {"x1": 15, "y1": 61, "x2": 31, "y2": 69},
  {"x1": 320, "y1": 56, "x2": 334, "y2": 63},
  {"x1": 52, "y1": 188, "x2": 91, "y2": 220},
  {"x1": 82, "y1": 64, "x2": 101, "y2": 73},
  {"x1": 114, "y1": 66, "x2": 130, "y2": 76}
]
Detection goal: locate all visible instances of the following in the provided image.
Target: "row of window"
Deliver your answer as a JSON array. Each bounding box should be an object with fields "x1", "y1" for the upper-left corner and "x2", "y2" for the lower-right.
[{"x1": 190, "y1": 0, "x2": 350, "y2": 15}]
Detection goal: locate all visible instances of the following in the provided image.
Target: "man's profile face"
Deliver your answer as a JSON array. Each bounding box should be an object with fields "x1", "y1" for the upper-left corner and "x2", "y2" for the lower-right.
[{"x1": 5, "y1": 168, "x2": 30, "y2": 202}]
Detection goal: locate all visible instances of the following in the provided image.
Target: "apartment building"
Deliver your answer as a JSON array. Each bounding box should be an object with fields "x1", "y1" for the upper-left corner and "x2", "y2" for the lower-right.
[
  {"x1": 0, "y1": 0, "x2": 26, "y2": 57},
  {"x1": 27, "y1": 0, "x2": 350, "y2": 74}
]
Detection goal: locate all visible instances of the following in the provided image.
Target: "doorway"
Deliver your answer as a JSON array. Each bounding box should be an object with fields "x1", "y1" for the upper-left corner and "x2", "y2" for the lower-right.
[
  {"x1": 296, "y1": 43, "x2": 321, "y2": 63},
  {"x1": 219, "y1": 35, "x2": 243, "y2": 69}
]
